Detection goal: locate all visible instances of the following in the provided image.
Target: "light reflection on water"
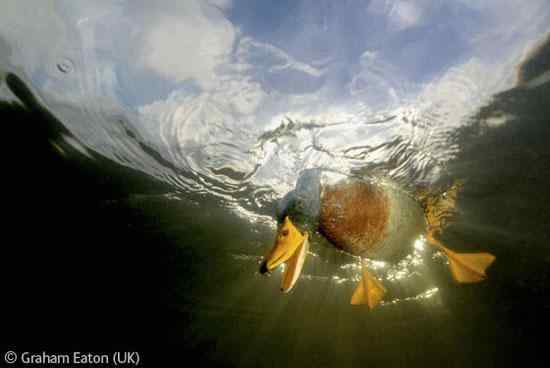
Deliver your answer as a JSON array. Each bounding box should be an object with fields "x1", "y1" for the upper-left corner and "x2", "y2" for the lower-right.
[
  {"x1": 381, "y1": 287, "x2": 440, "y2": 307},
  {"x1": 1, "y1": 1, "x2": 549, "y2": 220}
]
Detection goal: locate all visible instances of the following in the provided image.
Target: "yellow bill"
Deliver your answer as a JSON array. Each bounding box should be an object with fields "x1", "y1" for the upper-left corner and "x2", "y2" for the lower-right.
[{"x1": 260, "y1": 216, "x2": 309, "y2": 292}]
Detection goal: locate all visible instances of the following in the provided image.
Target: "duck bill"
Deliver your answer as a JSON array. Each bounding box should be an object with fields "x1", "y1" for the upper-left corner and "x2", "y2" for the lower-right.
[
  {"x1": 280, "y1": 231, "x2": 309, "y2": 292},
  {"x1": 260, "y1": 216, "x2": 310, "y2": 292},
  {"x1": 260, "y1": 216, "x2": 306, "y2": 273}
]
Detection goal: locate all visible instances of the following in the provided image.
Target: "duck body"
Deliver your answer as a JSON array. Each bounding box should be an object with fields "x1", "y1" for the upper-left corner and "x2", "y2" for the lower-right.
[
  {"x1": 262, "y1": 169, "x2": 496, "y2": 307},
  {"x1": 276, "y1": 169, "x2": 424, "y2": 262}
]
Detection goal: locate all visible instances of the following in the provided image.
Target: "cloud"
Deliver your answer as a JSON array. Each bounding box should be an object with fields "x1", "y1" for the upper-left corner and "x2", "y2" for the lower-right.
[
  {"x1": 138, "y1": 0, "x2": 236, "y2": 90},
  {"x1": 390, "y1": 1, "x2": 423, "y2": 30},
  {"x1": 367, "y1": 0, "x2": 425, "y2": 31}
]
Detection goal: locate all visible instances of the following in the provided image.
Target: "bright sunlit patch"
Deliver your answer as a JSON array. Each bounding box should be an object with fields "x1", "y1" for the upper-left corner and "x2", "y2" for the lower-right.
[
  {"x1": 385, "y1": 269, "x2": 410, "y2": 282},
  {"x1": 385, "y1": 246, "x2": 425, "y2": 281},
  {"x1": 484, "y1": 115, "x2": 510, "y2": 128},
  {"x1": 381, "y1": 287, "x2": 439, "y2": 306},
  {"x1": 339, "y1": 262, "x2": 362, "y2": 271},
  {"x1": 228, "y1": 202, "x2": 277, "y2": 229},
  {"x1": 414, "y1": 237, "x2": 425, "y2": 251},
  {"x1": 365, "y1": 259, "x2": 388, "y2": 270},
  {"x1": 332, "y1": 275, "x2": 348, "y2": 285},
  {"x1": 421, "y1": 287, "x2": 439, "y2": 299},
  {"x1": 307, "y1": 251, "x2": 320, "y2": 258},
  {"x1": 300, "y1": 274, "x2": 331, "y2": 282}
]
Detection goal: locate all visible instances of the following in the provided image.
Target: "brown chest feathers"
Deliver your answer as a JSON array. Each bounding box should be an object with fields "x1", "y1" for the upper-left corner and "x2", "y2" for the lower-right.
[{"x1": 319, "y1": 181, "x2": 390, "y2": 256}]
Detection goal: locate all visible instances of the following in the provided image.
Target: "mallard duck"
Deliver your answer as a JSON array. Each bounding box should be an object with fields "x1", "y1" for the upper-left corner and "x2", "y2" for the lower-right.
[{"x1": 260, "y1": 169, "x2": 496, "y2": 309}]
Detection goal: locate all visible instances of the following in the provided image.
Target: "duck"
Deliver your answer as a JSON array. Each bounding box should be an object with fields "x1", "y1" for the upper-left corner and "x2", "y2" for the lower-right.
[{"x1": 259, "y1": 169, "x2": 496, "y2": 309}]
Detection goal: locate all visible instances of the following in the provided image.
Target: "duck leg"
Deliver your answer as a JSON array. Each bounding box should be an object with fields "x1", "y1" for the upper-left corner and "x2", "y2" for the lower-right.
[
  {"x1": 350, "y1": 263, "x2": 387, "y2": 308},
  {"x1": 427, "y1": 232, "x2": 495, "y2": 283},
  {"x1": 421, "y1": 180, "x2": 495, "y2": 283}
]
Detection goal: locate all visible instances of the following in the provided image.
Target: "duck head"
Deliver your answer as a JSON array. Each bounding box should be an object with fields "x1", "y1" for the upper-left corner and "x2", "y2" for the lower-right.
[{"x1": 260, "y1": 216, "x2": 306, "y2": 273}]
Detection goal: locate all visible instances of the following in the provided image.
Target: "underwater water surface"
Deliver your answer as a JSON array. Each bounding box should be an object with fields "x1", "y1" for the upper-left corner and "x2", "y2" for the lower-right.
[{"x1": 1, "y1": 1, "x2": 550, "y2": 366}]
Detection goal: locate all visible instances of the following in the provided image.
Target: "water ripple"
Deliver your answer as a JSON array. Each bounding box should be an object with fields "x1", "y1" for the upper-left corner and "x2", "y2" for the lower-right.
[{"x1": 2, "y1": 0, "x2": 549, "y2": 220}]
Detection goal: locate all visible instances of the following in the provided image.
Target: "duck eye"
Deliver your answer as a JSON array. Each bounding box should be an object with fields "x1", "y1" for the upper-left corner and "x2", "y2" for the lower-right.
[{"x1": 281, "y1": 229, "x2": 289, "y2": 236}]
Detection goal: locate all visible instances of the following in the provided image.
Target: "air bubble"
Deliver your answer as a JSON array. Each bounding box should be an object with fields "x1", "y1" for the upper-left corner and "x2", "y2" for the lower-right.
[{"x1": 57, "y1": 58, "x2": 74, "y2": 74}]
